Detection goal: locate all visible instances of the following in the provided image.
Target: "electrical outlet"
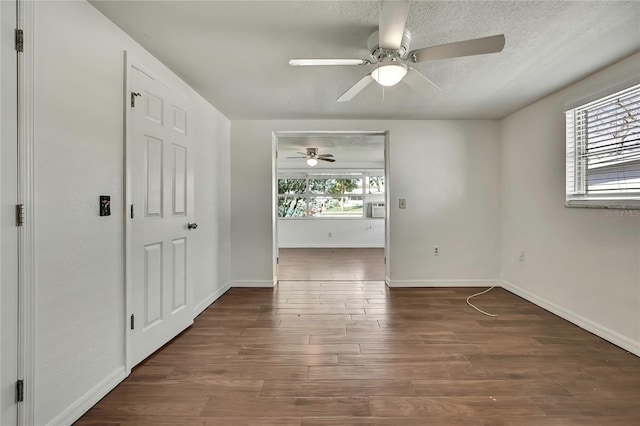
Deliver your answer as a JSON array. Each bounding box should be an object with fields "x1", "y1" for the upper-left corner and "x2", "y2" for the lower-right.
[
  {"x1": 399, "y1": 198, "x2": 406, "y2": 209},
  {"x1": 519, "y1": 251, "x2": 525, "y2": 262},
  {"x1": 328, "y1": 232, "x2": 332, "y2": 238},
  {"x1": 434, "y1": 247, "x2": 440, "y2": 256}
]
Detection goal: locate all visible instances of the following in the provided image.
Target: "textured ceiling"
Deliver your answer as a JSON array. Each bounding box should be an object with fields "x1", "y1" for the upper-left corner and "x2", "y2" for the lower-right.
[
  {"x1": 91, "y1": 0, "x2": 640, "y2": 120},
  {"x1": 277, "y1": 133, "x2": 385, "y2": 169}
]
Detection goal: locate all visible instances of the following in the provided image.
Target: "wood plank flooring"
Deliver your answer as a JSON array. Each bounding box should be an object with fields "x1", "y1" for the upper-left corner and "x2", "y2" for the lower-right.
[
  {"x1": 75, "y1": 283, "x2": 640, "y2": 425},
  {"x1": 278, "y1": 248, "x2": 385, "y2": 281}
]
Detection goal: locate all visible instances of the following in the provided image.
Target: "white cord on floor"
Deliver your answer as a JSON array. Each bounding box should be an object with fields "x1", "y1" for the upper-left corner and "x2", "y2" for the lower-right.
[{"x1": 466, "y1": 286, "x2": 498, "y2": 317}]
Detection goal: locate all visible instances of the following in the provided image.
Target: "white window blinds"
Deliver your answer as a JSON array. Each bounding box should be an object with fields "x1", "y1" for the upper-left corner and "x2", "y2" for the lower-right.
[{"x1": 566, "y1": 83, "x2": 640, "y2": 207}]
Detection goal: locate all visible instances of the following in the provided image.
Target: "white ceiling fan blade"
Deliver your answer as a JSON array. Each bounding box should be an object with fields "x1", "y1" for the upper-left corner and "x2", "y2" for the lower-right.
[
  {"x1": 409, "y1": 34, "x2": 506, "y2": 63},
  {"x1": 289, "y1": 59, "x2": 369, "y2": 66},
  {"x1": 403, "y1": 68, "x2": 441, "y2": 98},
  {"x1": 337, "y1": 74, "x2": 374, "y2": 102},
  {"x1": 379, "y1": 0, "x2": 410, "y2": 51}
]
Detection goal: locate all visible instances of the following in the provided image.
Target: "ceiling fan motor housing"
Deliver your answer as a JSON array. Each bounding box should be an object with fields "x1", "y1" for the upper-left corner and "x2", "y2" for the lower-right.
[{"x1": 367, "y1": 29, "x2": 412, "y2": 62}]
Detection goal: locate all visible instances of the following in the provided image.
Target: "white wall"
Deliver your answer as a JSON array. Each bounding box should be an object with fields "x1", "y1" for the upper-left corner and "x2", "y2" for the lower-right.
[
  {"x1": 231, "y1": 120, "x2": 502, "y2": 286},
  {"x1": 33, "y1": 2, "x2": 230, "y2": 424},
  {"x1": 500, "y1": 52, "x2": 640, "y2": 355},
  {"x1": 278, "y1": 218, "x2": 384, "y2": 248},
  {"x1": 192, "y1": 90, "x2": 232, "y2": 313}
]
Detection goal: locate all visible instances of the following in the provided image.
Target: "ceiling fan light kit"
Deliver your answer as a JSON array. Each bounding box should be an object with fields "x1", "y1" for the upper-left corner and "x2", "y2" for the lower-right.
[
  {"x1": 289, "y1": 0, "x2": 505, "y2": 101},
  {"x1": 286, "y1": 147, "x2": 336, "y2": 166},
  {"x1": 371, "y1": 59, "x2": 407, "y2": 86}
]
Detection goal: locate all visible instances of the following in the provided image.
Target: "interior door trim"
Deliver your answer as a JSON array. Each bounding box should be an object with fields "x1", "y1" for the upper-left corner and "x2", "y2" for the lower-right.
[
  {"x1": 17, "y1": 0, "x2": 36, "y2": 423},
  {"x1": 271, "y1": 130, "x2": 390, "y2": 284},
  {"x1": 123, "y1": 51, "x2": 138, "y2": 373},
  {"x1": 124, "y1": 53, "x2": 165, "y2": 372},
  {"x1": 124, "y1": 53, "x2": 189, "y2": 371}
]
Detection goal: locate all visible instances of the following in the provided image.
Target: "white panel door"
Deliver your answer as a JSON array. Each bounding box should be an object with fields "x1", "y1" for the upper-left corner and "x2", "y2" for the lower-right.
[{"x1": 129, "y1": 66, "x2": 194, "y2": 367}]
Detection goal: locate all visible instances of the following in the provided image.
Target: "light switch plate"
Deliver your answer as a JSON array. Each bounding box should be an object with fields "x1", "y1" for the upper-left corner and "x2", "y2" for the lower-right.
[
  {"x1": 399, "y1": 198, "x2": 406, "y2": 209},
  {"x1": 100, "y1": 195, "x2": 111, "y2": 216}
]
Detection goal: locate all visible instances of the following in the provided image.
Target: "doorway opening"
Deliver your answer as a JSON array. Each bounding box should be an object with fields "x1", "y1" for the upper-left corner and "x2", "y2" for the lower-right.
[{"x1": 273, "y1": 131, "x2": 389, "y2": 283}]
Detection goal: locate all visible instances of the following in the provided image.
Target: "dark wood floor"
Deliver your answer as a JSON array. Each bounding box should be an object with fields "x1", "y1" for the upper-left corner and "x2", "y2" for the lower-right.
[
  {"x1": 75, "y1": 283, "x2": 640, "y2": 425},
  {"x1": 278, "y1": 248, "x2": 385, "y2": 281}
]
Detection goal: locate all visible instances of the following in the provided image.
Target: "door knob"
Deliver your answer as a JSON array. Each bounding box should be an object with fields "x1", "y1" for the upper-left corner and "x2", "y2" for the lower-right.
[{"x1": 187, "y1": 222, "x2": 198, "y2": 230}]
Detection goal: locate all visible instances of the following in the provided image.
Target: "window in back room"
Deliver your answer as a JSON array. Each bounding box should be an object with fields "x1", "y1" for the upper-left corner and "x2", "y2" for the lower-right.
[{"x1": 565, "y1": 83, "x2": 640, "y2": 208}]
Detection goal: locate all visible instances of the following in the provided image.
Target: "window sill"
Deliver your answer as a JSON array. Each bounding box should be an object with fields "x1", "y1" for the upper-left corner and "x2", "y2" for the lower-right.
[
  {"x1": 565, "y1": 199, "x2": 640, "y2": 210},
  {"x1": 278, "y1": 216, "x2": 385, "y2": 220}
]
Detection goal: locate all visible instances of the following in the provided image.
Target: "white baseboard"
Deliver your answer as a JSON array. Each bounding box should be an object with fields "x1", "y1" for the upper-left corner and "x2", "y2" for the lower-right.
[
  {"x1": 387, "y1": 279, "x2": 498, "y2": 288},
  {"x1": 193, "y1": 281, "x2": 231, "y2": 317},
  {"x1": 231, "y1": 280, "x2": 275, "y2": 288},
  {"x1": 47, "y1": 365, "x2": 127, "y2": 426},
  {"x1": 279, "y1": 244, "x2": 385, "y2": 248},
  {"x1": 501, "y1": 280, "x2": 640, "y2": 357}
]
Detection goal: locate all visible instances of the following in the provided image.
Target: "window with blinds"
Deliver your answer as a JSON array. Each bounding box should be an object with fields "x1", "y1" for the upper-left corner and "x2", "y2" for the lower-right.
[{"x1": 566, "y1": 83, "x2": 640, "y2": 208}]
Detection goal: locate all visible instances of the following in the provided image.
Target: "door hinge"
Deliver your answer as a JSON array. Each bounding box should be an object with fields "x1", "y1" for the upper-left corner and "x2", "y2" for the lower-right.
[
  {"x1": 16, "y1": 204, "x2": 25, "y2": 227},
  {"x1": 130, "y1": 204, "x2": 134, "y2": 219},
  {"x1": 130, "y1": 92, "x2": 141, "y2": 108},
  {"x1": 276, "y1": 257, "x2": 279, "y2": 264},
  {"x1": 130, "y1": 314, "x2": 135, "y2": 330},
  {"x1": 384, "y1": 256, "x2": 386, "y2": 265},
  {"x1": 15, "y1": 29, "x2": 23, "y2": 52},
  {"x1": 16, "y1": 380, "x2": 24, "y2": 403}
]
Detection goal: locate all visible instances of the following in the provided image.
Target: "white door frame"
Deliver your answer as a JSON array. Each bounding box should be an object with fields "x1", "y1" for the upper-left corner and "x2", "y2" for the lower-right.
[
  {"x1": 123, "y1": 51, "x2": 134, "y2": 373},
  {"x1": 1, "y1": 1, "x2": 21, "y2": 424},
  {"x1": 124, "y1": 53, "x2": 174, "y2": 371},
  {"x1": 271, "y1": 132, "x2": 279, "y2": 286},
  {"x1": 123, "y1": 53, "x2": 162, "y2": 372},
  {"x1": 272, "y1": 130, "x2": 391, "y2": 284},
  {"x1": 15, "y1": 0, "x2": 35, "y2": 423},
  {"x1": 123, "y1": 53, "x2": 195, "y2": 371},
  {"x1": 383, "y1": 131, "x2": 391, "y2": 283}
]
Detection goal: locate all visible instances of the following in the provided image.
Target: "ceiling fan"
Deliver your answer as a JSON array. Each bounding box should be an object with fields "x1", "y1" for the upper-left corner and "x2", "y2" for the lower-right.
[
  {"x1": 289, "y1": 0, "x2": 505, "y2": 102},
  {"x1": 287, "y1": 147, "x2": 336, "y2": 167}
]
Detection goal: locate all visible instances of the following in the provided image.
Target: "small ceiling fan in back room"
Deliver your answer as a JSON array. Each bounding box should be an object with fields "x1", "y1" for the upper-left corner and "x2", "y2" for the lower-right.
[
  {"x1": 287, "y1": 148, "x2": 336, "y2": 167},
  {"x1": 289, "y1": 0, "x2": 505, "y2": 101}
]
